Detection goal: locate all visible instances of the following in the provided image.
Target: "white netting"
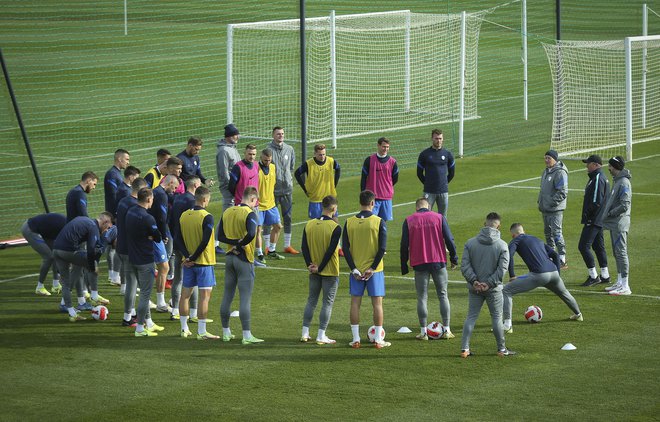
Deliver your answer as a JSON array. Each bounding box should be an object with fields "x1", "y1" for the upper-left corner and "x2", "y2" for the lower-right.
[
  {"x1": 228, "y1": 10, "x2": 484, "y2": 143},
  {"x1": 543, "y1": 38, "x2": 660, "y2": 159}
]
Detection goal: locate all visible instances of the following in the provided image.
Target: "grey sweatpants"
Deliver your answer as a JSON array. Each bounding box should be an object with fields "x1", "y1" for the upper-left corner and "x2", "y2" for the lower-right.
[
  {"x1": 53, "y1": 249, "x2": 94, "y2": 308},
  {"x1": 170, "y1": 251, "x2": 198, "y2": 309},
  {"x1": 608, "y1": 227, "x2": 629, "y2": 277},
  {"x1": 542, "y1": 211, "x2": 566, "y2": 257},
  {"x1": 503, "y1": 271, "x2": 580, "y2": 320},
  {"x1": 106, "y1": 245, "x2": 120, "y2": 274},
  {"x1": 132, "y1": 263, "x2": 154, "y2": 325},
  {"x1": 414, "y1": 267, "x2": 450, "y2": 327},
  {"x1": 461, "y1": 287, "x2": 506, "y2": 352},
  {"x1": 21, "y1": 221, "x2": 57, "y2": 284},
  {"x1": 220, "y1": 255, "x2": 255, "y2": 331},
  {"x1": 424, "y1": 192, "x2": 448, "y2": 217},
  {"x1": 120, "y1": 254, "x2": 137, "y2": 314},
  {"x1": 302, "y1": 274, "x2": 339, "y2": 331}
]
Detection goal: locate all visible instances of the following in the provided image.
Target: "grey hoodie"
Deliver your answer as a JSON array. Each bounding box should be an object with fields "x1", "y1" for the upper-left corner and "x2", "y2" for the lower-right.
[
  {"x1": 461, "y1": 226, "x2": 509, "y2": 291},
  {"x1": 538, "y1": 161, "x2": 568, "y2": 213},
  {"x1": 268, "y1": 140, "x2": 296, "y2": 196},
  {"x1": 602, "y1": 168, "x2": 632, "y2": 232},
  {"x1": 215, "y1": 138, "x2": 241, "y2": 192}
]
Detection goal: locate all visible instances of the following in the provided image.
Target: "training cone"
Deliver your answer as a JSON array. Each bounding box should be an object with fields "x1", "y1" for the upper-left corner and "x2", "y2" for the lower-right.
[
  {"x1": 561, "y1": 343, "x2": 577, "y2": 351},
  {"x1": 397, "y1": 327, "x2": 412, "y2": 333}
]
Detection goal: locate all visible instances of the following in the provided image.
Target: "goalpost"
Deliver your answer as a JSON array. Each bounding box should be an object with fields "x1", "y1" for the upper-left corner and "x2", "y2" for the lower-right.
[
  {"x1": 543, "y1": 35, "x2": 660, "y2": 161},
  {"x1": 227, "y1": 10, "x2": 484, "y2": 152}
]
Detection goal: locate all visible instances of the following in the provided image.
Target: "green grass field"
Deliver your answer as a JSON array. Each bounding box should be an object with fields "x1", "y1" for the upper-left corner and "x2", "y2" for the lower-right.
[{"x1": 1, "y1": 1, "x2": 660, "y2": 420}]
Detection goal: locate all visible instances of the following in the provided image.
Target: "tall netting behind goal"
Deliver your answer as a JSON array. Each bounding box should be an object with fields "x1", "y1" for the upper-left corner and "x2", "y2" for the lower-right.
[
  {"x1": 228, "y1": 10, "x2": 485, "y2": 144},
  {"x1": 543, "y1": 37, "x2": 660, "y2": 160}
]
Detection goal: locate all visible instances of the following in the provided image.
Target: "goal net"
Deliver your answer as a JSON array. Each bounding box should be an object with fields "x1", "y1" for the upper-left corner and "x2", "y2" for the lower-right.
[
  {"x1": 543, "y1": 36, "x2": 660, "y2": 160},
  {"x1": 228, "y1": 10, "x2": 485, "y2": 144}
]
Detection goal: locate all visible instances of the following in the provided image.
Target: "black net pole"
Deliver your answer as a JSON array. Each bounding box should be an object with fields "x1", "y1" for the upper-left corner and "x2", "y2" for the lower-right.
[{"x1": 0, "y1": 48, "x2": 50, "y2": 213}]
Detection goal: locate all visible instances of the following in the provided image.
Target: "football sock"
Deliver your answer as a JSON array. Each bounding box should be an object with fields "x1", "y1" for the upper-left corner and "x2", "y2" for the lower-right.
[
  {"x1": 601, "y1": 267, "x2": 610, "y2": 279},
  {"x1": 256, "y1": 247, "x2": 263, "y2": 257},
  {"x1": 180, "y1": 316, "x2": 189, "y2": 332},
  {"x1": 588, "y1": 267, "x2": 597, "y2": 278},
  {"x1": 420, "y1": 326, "x2": 426, "y2": 335},
  {"x1": 351, "y1": 324, "x2": 360, "y2": 342},
  {"x1": 301, "y1": 326, "x2": 310, "y2": 338},
  {"x1": 268, "y1": 243, "x2": 276, "y2": 253},
  {"x1": 375, "y1": 326, "x2": 383, "y2": 342},
  {"x1": 36, "y1": 282, "x2": 44, "y2": 289},
  {"x1": 559, "y1": 254, "x2": 566, "y2": 263},
  {"x1": 68, "y1": 308, "x2": 77, "y2": 317},
  {"x1": 136, "y1": 324, "x2": 145, "y2": 333},
  {"x1": 119, "y1": 285, "x2": 126, "y2": 295},
  {"x1": 198, "y1": 320, "x2": 206, "y2": 335},
  {"x1": 284, "y1": 233, "x2": 292, "y2": 248},
  {"x1": 77, "y1": 297, "x2": 86, "y2": 305},
  {"x1": 171, "y1": 307, "x2": 180, "y2": 316},
  {"x1": 124, "y1": 313, "x2": 131, "y2": 321},
  {"x1": 443, "y1": 325, "x2": 450, "y2": 332},
  {"x1": 503, "y1": 319, "x2": 512, "y2": 329},
  {"x1": 621, "y1": 276, "x2": 629, "y2": 289},
  {"x1": 53, "y1": 279, "x2": 61, "y2": 288},
  {"x1": 242, "y1": 330, "x2": 251, "y2": 339},
  {"x1": 156, "y1": 292, "x2": 166, "y2": 307},
  {"x1": 190, "y1": 308, "x2": 198, "y2": 319},
  {"x1": 263, "y1": 234, "x2": 270, "y2": 250},
  {"x1": 317, "y1": 329, "x2": 326, "y2": 340},
  {"x1": 146, "y1": 318, "x2": 154, "y2": 328},
  {"x1": 131, "y1": 308, "x2": 136, "y2": 317},
  {"x1": 91, "y1": 290, "x2": 99, "y2": 300},
  {"x1": 223, "y1": 327, "x2": 232, "y2": 336}
]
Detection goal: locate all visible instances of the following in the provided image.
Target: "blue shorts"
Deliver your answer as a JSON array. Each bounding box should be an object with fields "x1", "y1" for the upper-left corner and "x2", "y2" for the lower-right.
[
  {"x1": 372, "y1": 199, "x2": 393, "y2": 221},
  {"x1": 153, "y1": 241, "x2": 168, "y2": 264},
  {"x1": 308, "y1": 202, "x2": 338, "y2": 219},
  {"x1": 182, "y1": 265, "x2": 216, "y2": 289},
  {"x1": 349, "y1": 271, "x2": 385, "y2": 297},
  {"x1": 259, "y1": 207, "x2": 281, "y2": 226}
]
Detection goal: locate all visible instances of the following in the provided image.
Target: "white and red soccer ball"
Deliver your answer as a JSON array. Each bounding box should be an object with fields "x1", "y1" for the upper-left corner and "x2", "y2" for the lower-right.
[
  {"x1": 367, "y1": 326, "x2": 385, "y2": 343},
  {"x1": 426, "y1": 321, "x2": 445, "y2": 339},
  {"x1": 524, "y1": 305, "x2": 543, "y2": 323},
  {"x1": 91, "y1": 305, "x2": 109, "y2": 321}
]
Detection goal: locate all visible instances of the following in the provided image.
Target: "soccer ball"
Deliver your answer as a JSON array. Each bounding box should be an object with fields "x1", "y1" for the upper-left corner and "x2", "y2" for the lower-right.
[
  {"x1": 367, "y1": 326, "x2": 385, "y2": 343},
  {"x1": 426, "y1": 321, "x2": 445, "y2": 339},
  {"x1": 91, "y1": 305, "x2": 109, "y2": 321},
  {"x1": 524, "y1": 305, "x2": 543, "y2": 323}
]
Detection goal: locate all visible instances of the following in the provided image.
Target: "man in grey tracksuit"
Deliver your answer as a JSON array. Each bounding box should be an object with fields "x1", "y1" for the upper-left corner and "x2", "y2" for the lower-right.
[
  {"x1": 264, "y1": 126, "x2": 298, "y2": 254},
  {"x1": 460, "y1": 212, "x2": 515, "y2": 357},
  {"x1": 538, "y1": 150, "x2": 568, "y2": 267},
  {"x1": 602, "y1": 156, "x2": 632, "y2": 296},
  {"x1": 215, "y1": 124, "x2": 242, "y2": 254}
]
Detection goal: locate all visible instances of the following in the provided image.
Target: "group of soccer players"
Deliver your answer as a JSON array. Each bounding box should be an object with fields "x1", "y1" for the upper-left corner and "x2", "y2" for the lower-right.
[{"x1": 24, "y1": 125, "x2": 631, "y2": 357}]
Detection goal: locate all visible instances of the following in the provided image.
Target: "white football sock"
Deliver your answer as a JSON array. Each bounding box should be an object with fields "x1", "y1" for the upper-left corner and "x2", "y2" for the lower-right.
[
  {"x1": 146, "y1": 318, "x2": 154, "y2": 328},
  {"x1": 91, "y1": 290, "x2": 99, "y2": 300},
  {"x1": 317, "y1": 329, "x2": 326, "y2": 340},
  {"x1": 52, "y1": 279, "x2": 61, "y2": 288},
  {"x1": 68, "y1": 308, "x2": 77, "y2": 317},
  {"x1": 136, "y1": 324, "x2": 145, "y2": 333},
  {"x1": 180, "y1": 316, "x2": 189, "y2": 332},
  {"x1": 77, "y1": 297, "x2": 86, "y2": 305},
  {"x1": 156, "y1": 292, "x2": 166, "y2": 307},
  {"x1": 223, "y1": 327, "x2": 232, "y2": 336},
  {"x1": 242, "y1": 330, "x2": 252, "y2": 339},
  {"x1": 198, "y1": 320, "x2": 207, "y2": 335},
  {"x1": 588, "y1": 267, "x2": 597, "y2": 278},
  {"x1": 36, "y1": 282, "x2": 44, "y2": 289},
  {"x1": 190, "y1": 308, "x2": 198, "y2": 319},
  {"x1": 263, "y1": 234, "x2": 270, "y2": 250},
  {"x1": 420, "y1": 326, "x2": 426, "y2": 335},
  {"x1": 601, "y1": 267, "x2": 610, "y2": 279},
  {"x1": 375, "y1": 326, "x2": 383, "y2": 342},
  {"x1": 284, "y1": 233, "x2": 292, "y2": 248},
  {"x1": 621, "y1": 276, "x2": 629, "y2": 289},
  {"x1": 351, "y1": 324, "x2": 360, "y2": 342},
  {"x1": 301, "y1": 326, "x2": 310, "y2": 338},
  {"x1": 256, "y1": 247, "x2": 263, "y2": 256},
  {"x1": 559, "y1": 254, "x2": 566, "y2": 263},
  {"x1": 503, "y1": 319, "x2": 512, "y2": 329}
]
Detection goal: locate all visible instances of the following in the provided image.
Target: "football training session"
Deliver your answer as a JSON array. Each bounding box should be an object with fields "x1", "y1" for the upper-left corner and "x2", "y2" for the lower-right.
[{"x1": 1, "y1": 0, "x2": 659, "y2": 420}]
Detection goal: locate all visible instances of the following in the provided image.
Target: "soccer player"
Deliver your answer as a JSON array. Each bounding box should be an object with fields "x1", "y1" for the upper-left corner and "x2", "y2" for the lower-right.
[
  {"x1": 66, "y1": 171, "x2": 98, "y2": 221},
  {"x1": 149, "y1": 174, "x2": 179, "y2": 312},
  {"x1": 503, "y1": 223, "x2": 583, "y2": 333},
  {"x1": 295, "y1": 144, "x2": 341, "y2": 220},
  {"x1": 266, "y1": 126, "x2": 299, "y2": 254},
  {"x1": 176, "y1": 186, "x2": 219, "y2": 340},
  {"x1": 115, "y1": 165, "x2": 141, "y2": 204},
  {"x1": 460, "y1": 212, "x2": 515, "y2": 358},
  {"x1": 602, "y1": 156, "x2": 633, "y2": 295},
  {"x1": 177, "y1": 136, "x2": 214, "y2": 186},
  {"x1": 416, "y1": 129, "x2": 455, "y2": 216},
  {"x1": 578, "y1": 155, "x2": 611, "y2": 287},
  {"x1": 361, "y1": 137, "x2": 399, "y2": 221},
  {"x1": 125, "y1": 188, "x2": 165, "y2": 337},
  {"x1": 215, "y1": 123, "x2": 242, "y2": 254},
  {"x1": 170, "y1": 177, "x2": 202, "y2": 321},
  {"x1": 343, "y1": 190, "x2": 389, "y2": 349},
  {"x1": 116, "y1": 177, "x2": 148, "y2": 326},
  {"x1": 229, "y1": 144, "x2": 265, "y2": 266},
  {"x1": 216, "y1": 123, "x2": 242, "y2": 212},
  {"x1": 538, "y1": 150, "x2": 568, "y2": 268},
  {"x1": 400, "y1": 197, "x2": 458, "y2": 340},
  {"x1": 104, "y1": 149, "x2": 130, "y2": 286},
  {"x1": 257, "y1": 148, "x2": 285, "y2": 261},
  {"x1": 21, "y1": 213, "x2": 67, "y2": 296},
  {"x1": 300, "y1": 195, "x2": 341, "y2": 345},
  {"x1": 217, "y1": 186, "x2": 264, "y2": 344},
  {"x1": 53, "y1": 212, "x2": 113, "y2": 322},
  {"x1": 144, "y1": 148, "x2": 171, "y2": 188}
]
